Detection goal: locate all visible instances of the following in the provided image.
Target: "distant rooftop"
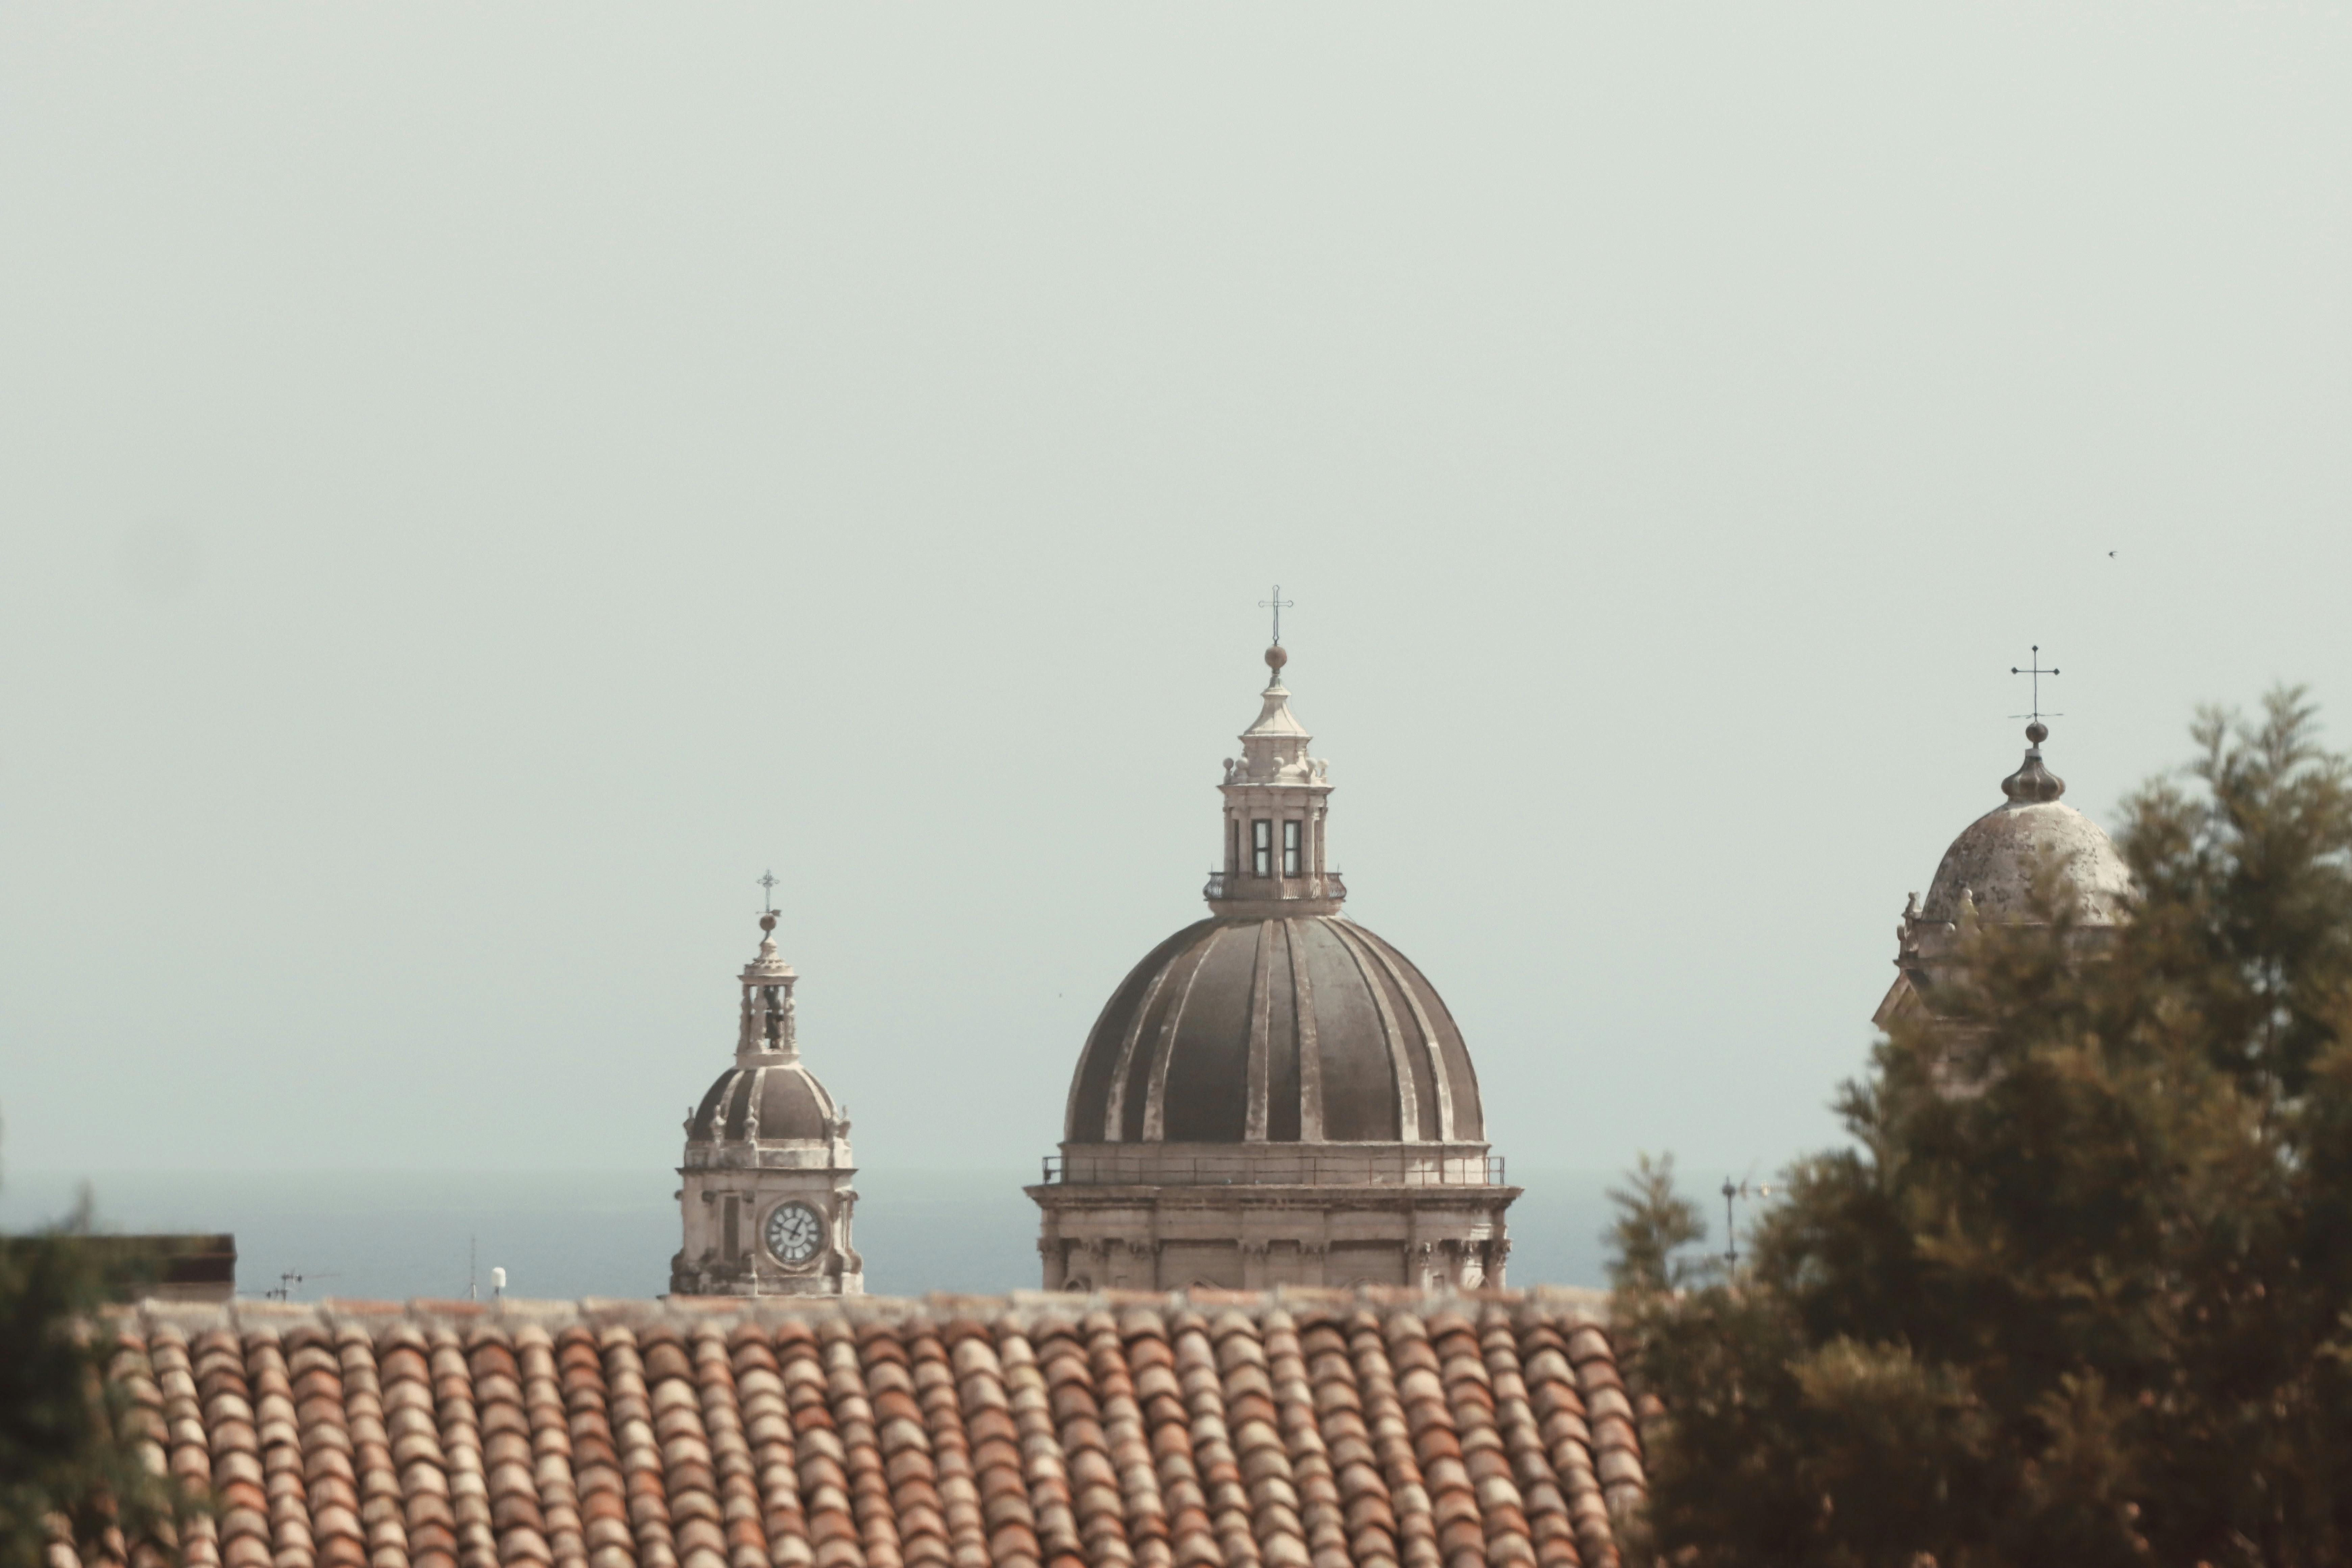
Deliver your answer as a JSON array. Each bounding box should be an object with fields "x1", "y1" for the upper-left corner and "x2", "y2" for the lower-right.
[{"x1": 93, "y1": 1287, "x2": 1641, "y2": 1568}]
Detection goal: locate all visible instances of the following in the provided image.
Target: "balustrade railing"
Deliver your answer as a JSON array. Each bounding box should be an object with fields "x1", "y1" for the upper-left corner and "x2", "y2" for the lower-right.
[
  {"x1": 1040, "y1": 1151, "x2": 1506, "y2": 1187},
  {"x1": 1201, "y1": 870, "x2": 1347, "y2": 902}
]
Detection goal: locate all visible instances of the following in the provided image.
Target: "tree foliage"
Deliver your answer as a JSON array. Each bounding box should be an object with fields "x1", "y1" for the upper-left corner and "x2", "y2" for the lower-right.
[
  {"x1": 1612, "y1": 691, "x2": 2352, "y2": 1567},
  {"x1": 0, "y1": 1189, "x2": 194, "y2": 1568},
  {"x1": 1606, "y1": 1153, "x2": 1710, "y2": 1298}
]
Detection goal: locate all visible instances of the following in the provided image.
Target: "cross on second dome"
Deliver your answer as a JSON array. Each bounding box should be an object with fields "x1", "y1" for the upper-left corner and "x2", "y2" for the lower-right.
[
  {"x1": 2010, "y1": 645, "x2": 2063, "y2": 726},
  {"x1": 1259, "y1": 585, "x2": 1295, "y2": 645}
]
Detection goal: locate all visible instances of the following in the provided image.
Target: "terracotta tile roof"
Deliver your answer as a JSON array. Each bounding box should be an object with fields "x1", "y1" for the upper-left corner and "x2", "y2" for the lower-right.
[{"x1": 79, "y1": 1290, "x2": 1643, "y2": 1568}]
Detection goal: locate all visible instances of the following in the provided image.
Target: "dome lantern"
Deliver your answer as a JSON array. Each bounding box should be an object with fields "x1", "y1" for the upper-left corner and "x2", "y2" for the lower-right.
[{"x1": 1207, "y1": 644, "x2": 1343, "y2": 916}]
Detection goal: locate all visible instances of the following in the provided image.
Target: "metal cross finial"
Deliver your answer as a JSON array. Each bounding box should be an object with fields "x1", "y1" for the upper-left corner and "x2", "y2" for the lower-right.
[
  {"x1": 1258, "y1": 585, "x2": 1295, "y2": 645},
  {"x1": 757, "y1": 870, "x2": 779, "y2": 914},
  {"x1": 2010, "y1": 645, "x2": 2064, "y2": 724}
]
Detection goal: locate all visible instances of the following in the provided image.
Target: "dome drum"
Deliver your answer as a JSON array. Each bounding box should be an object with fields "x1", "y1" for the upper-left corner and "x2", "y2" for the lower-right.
[{"x1": 1047, "y1": 1140, "x2": 1505, "y2": 1189}]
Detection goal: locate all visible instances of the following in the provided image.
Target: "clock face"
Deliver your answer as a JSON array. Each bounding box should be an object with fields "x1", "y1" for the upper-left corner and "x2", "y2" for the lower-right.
[{"x1": 765, "y1": 1201, "x2": 823, "y2": 1265}]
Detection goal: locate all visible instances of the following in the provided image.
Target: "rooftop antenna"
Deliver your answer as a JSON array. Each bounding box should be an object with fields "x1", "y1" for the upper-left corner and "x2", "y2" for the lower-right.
[
  {"x1": 2010, "y1": 645, "x2": 2063, "y2": 725},
  {"x1": 468, "y1": 1235, "x2": 478, "y2": 1302},
  {"x1": 1258, "y1": 585, "x2": 1295, "y2": 646},
  {"x1": 262, "y1": 1270, "x2": 337, "y2": 1302},
  {"x1": 1720, "y1": 1175, "x2": 1773, "y2": 1266},
  {"x1": 758, "y1": 870, "x2": 779, "y2": 915}
]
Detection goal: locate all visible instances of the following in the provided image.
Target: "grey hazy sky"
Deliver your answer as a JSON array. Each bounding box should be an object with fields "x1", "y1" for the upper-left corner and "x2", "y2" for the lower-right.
[{"x1": 4, "y1": 5, "x2": 2347, "y2": 1185}]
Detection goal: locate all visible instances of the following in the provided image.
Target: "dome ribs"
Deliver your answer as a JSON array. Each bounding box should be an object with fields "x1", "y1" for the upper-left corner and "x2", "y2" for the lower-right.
[
  {"x1": 1066, "y1": 922, "x2": 1210, "y2": 1143},
  {"x1": 1141, "y1": 928, "x2": 1236, "y2": 1145},
  {"x1": 512, "y1": 1327, "x2": 585, "y2": 1568},
  {"x1": 1315, "y1": 923, "x2": 1423, "y2": 1143},
  {"x1": 1349, "y1": 929, "x2": 1481, "y2": 1143},
  {"x1": 1061, "y1": 914, "x2": 1493, "y2": 1158},
  {"x1": 1244, "y1": 922, "x2": 1277, "y2": 1143},
  {"x1": 1094, "y1": 926, "x2": 1214, "y2": 1144},
  {"x1": 1284, "y1": 921, "x2": 1324, "y2": 1143},
  {"x1": 1351, "y1": 936, "x2": 1457, "y2": 1144}
]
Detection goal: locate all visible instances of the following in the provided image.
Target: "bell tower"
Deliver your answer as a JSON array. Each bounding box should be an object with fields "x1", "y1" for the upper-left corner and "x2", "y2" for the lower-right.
[{"x1": 670, "y1": 908, "x2": 863, "y2": 1296}]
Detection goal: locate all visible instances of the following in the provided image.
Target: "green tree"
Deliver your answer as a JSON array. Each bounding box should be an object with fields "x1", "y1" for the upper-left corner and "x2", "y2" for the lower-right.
[
  {"x1": 1611, "y1": 691, "x2": 2352, "y2": 1568},
  {"x1": 1605, "y1": 1152, "x2": 1709, "y2": 1298},
  {"x1": 0, "y1": 1186, "x2": 194, "y2": 1568}
]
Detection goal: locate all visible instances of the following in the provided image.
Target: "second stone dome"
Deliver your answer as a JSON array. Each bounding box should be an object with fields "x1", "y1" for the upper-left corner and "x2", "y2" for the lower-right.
[{"x1": 1063, "y1": 913, "x2": 1484, "y2": 1145}]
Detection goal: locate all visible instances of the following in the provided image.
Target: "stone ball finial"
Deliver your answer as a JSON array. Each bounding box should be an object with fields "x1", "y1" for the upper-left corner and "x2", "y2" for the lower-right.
[
  {"x1": 2026, "y1": 721, "x2": 2049, "y2": 746},
  {"x1": 1265, "y1": 643, "x2": 1288, "y2": 671}
]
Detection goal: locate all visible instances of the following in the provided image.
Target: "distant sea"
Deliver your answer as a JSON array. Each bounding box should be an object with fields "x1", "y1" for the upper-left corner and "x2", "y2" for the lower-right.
[{"x1": 0, "y1": 1168, "x2": 1619, "y2": 1302}]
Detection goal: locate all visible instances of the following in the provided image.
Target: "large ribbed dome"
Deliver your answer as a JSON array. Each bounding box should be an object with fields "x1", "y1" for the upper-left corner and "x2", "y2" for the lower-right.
[{"x1": 1063, "y1": 914, "x2": 1484, "y2": 1144}]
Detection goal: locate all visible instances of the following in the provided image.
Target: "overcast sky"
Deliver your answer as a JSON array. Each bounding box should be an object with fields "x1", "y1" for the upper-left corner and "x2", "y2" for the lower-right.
[{"x1": 4, "y1": 4, "x2": 2347, "y2": 1189}]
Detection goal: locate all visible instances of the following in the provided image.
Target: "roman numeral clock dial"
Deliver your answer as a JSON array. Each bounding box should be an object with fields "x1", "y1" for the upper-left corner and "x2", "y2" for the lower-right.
[{"x1": 766, "y1": 1201, "x2": 823, "y2": 1265}]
